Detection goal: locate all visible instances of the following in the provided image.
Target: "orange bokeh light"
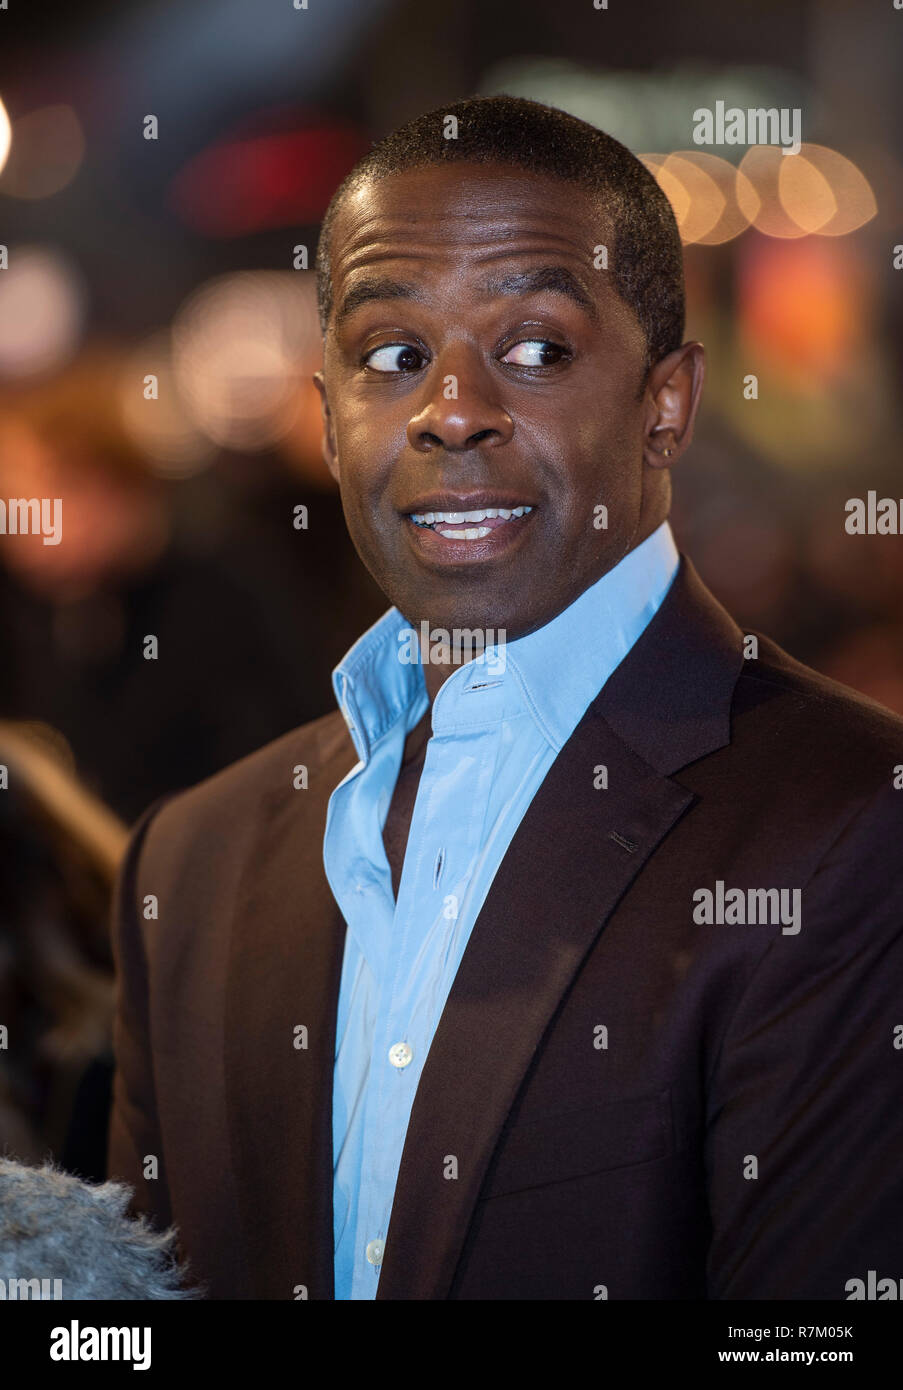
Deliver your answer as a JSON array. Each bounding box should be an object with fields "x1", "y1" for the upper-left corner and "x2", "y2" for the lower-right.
[{"x1": 737, "y1": 235, "x2": 868, "y2": 382}]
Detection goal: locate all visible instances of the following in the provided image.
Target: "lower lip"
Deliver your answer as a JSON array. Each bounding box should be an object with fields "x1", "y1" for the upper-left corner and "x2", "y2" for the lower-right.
[{"x1": 403, "y1": 511, "x2": 536, "y2": 563}]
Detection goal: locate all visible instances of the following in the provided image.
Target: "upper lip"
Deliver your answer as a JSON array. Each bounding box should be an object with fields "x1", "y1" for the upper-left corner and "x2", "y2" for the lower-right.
[{"x1": 401, "y1": 492, "x2": 538, "y2": 514}]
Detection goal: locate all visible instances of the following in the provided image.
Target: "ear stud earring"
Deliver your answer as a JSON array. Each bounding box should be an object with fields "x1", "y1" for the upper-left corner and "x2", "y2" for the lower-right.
[{"x1": 663, "y1": 447, "x2": 674, "y2": 457}]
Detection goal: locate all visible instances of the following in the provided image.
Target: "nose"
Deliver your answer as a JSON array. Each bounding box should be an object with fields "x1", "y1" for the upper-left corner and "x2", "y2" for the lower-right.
[{"x1": 406, "y1": 350, "x2": 514, "y2": 453}]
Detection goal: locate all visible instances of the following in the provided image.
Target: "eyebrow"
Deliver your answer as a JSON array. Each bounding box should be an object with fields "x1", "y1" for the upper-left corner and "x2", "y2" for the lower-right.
[
  {"x1": 335, "y1": 277, "x2": 423, "y2": 328},
  {"x1": 334, "y1": 264, "x2": 598, "y2": 329},
  {"x1": 477, "y1": 266, "x2": 598, "y2": 321}
]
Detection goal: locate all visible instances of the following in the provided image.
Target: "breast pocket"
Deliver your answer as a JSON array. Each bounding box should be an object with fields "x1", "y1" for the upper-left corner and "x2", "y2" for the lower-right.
[{"x1": 480, "y1": 1088, "x2": 674, "y2": 1200}]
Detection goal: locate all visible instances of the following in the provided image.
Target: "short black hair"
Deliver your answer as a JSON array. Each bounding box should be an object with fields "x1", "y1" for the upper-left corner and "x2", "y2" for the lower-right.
[{"x1": 315, "y1": 94, "x2": 685, "y2": 372}]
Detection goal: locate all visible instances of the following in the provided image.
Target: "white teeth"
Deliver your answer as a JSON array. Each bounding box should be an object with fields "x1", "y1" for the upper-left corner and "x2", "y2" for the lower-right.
[
  {"x1": 438, "y1": 526, "x2": 493, "y2": 540},
  {"x1": 408, "y1": 505, "x2": 533, "y2": 526}
]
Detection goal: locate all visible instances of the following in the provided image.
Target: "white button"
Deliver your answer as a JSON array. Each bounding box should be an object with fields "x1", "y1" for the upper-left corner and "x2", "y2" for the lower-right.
[
  {"x1": 388, "y1": 1041, "x2": 413, "y2": 1069},
  {"x1": 365, "y1": 1239, "x2": 384, "y2": 1265}
]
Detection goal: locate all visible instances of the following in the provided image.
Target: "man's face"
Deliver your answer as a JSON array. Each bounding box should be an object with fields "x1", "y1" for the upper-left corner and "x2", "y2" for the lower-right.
[{"x1": 316, "y1": 162, "x2": 678, "y2": 639}]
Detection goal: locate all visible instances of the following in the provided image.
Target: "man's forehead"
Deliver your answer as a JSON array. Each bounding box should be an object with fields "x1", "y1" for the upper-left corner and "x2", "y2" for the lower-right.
[
  {"x1": 330, "y1": 163, "x2": 610, "y2": 269},
  {"x1": 323, "y1": 164, "x2": 634, "y2": 338},
  {"x1": 333, "y1": 263, "x2": 603, "y2": 331}
]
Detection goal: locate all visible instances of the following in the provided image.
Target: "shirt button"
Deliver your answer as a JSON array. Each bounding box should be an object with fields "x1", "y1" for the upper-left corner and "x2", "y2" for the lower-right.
[
  {"x1": 365, "y1": 1239, "x2": 384, "y2": 1265},
  {"x1": 388, "y1": 1041, "x2": 413, "y2": 1068}
]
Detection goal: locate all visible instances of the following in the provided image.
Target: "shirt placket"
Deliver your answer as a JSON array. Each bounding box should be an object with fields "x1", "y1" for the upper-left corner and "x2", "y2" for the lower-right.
[
  {"x1": 354, "y1": 742, "x2": 436, "y2": 1291},
  {"x1": 355, "y1": 711, "x2": 498, "y2": 1293}
]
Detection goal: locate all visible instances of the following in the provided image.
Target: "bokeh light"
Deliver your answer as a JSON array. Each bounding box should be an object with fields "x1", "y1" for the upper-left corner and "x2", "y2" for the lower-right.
[
  {"x1": 0, "y1": 97, "x2": 11, "y2": 176},
  {"x1": 737, "y1": 143, "x2": 876, "y2": 239},
  {"x1": 170, "y1": 270, "x2": 322, "y2": 451},
  {"x1": 0, "y1": 105, "x2": 85, "y2": 199},
  {"x1": 117, "y1": 331, "x2": 216, "y2": 478},
  {"x1": 737, "y1": 235, "x2": 868, "y2": 381},
  {"x1": 642, "y1": 151, "x2": 760, "y2": 245},
  {"x1": 646, "y1": 142, "x2": 876, "y2": 245},
  {"x1": 0, "y1": 245, "x2": 86, "y2": 377},
  {"x1": 778, "y1": 144, "x2": 877, "y2": 236}
]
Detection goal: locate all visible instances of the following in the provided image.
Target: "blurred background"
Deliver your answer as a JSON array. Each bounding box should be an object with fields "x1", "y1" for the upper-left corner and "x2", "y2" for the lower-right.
[{"x1": 0, "y1": 0, "x2": 900, "y2": 1178}]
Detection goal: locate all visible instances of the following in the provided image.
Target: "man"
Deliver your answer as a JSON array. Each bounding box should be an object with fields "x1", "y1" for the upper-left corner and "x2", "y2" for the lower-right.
[{"x1": 107, "y1": 95, "x2": 903, "y2": 1300}]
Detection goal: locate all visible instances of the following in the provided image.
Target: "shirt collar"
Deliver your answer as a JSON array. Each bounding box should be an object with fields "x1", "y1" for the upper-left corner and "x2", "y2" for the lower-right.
[
  {"x1": 497, "y1": 519, "x2": 679, "y2": 750},
  {"x1": 332, "y1": 520, "x2": 679, "y2": 762},
  {"x1": 331, "y1": 605, "x2": 426, "y2": 765}
]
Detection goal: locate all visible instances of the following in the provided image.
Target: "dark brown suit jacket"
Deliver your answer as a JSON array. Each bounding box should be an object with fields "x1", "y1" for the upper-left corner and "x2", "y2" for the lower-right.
[{"x1": 107, "y1": 555, "x2": 903, "y2": 1299}]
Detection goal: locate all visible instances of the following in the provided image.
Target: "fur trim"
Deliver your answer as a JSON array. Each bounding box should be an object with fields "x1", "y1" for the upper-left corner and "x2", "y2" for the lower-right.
[{"x1": 0, "y1": 1157, "x2": 203, "y2": 1299}]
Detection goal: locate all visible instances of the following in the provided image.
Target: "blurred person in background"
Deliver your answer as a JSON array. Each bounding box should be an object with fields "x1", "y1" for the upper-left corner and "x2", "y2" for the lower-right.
[
  {"x1": 0, "y1": 345, "x2": 384, "y2": 822},
  {"x1": 0, "y1": 720, "x2": 126, "y2": 1181}
]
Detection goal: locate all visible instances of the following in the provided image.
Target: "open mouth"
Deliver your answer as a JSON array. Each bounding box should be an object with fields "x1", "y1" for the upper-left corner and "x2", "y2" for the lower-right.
[{"x1": 406, "y1": 505, "x2": 534, "y2": 541}]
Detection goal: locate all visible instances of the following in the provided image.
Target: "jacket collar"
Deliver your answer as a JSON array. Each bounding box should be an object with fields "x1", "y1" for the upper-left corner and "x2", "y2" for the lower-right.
[{"x1": 595, "y1": 549, "x2": 746, "y2": 775}]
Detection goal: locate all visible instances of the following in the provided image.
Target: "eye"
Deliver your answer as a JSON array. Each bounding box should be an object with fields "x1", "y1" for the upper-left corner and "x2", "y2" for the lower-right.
[
  {"x1": 362, "y1": 343, "x2": 426, "y2": 373},
  {"x1": 500, "y1": 339, "x2": 569, "y2": 368}
]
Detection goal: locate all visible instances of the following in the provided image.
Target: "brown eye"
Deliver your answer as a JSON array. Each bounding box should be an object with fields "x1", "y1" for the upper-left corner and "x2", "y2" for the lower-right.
[
  {"x1": 363, "y1": 344, "x2": 425, "y2": 373},
  {"x1": 501, "y1": 339, "x2": 567, "y2": 367}
]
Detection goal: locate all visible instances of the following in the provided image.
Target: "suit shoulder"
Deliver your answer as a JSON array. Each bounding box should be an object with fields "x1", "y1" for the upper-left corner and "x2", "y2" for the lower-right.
[
  {"x1": 134, "y1": 710, "x2": 352, "y2": 865},
  {"x1": 738, "y1": 632, "x2": 903, "y2": 773}
]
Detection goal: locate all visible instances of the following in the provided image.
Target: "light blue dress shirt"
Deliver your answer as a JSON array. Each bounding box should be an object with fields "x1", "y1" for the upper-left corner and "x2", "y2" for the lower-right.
[{"x1": 324, "y1": 519, "x2": 680, "y2": 1299}]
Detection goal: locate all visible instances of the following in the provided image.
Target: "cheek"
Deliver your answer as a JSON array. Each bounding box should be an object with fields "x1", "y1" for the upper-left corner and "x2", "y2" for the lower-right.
[
  {"x1": 334, "y1": 460, "x2": 397, "y2": 569},
  {"x1": 549, "y1": 430, "x2": 644, "y2": 542},
  {"x1": 334, "y1": 400, "x2": 407, "y2": 486}
]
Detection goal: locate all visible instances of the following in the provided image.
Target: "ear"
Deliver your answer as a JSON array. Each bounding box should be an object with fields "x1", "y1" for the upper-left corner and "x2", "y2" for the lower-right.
[
  {"x1": 642, "y1": 342, "x2": 705, "y2": 469},
  {"x1": 313, "y1": 371, "x2": 340, "y2": 484}
]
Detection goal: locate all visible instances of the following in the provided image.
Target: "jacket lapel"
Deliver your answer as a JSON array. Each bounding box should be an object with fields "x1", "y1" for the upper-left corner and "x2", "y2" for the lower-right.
[
  {"x1": 375, "y1": 556, "x2": 746, "y2": 1298},
  {"x1": 224, "y1": 720, "x2": 355, "y2": 1299}
]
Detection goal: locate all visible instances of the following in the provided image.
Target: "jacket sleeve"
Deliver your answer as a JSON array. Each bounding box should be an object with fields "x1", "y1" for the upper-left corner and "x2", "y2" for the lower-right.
[
  {"x1": 705, "y1": 781, "x2": 903, "y2": 1298},
  {"x1": 106, "y1": 794, "x2": 178, "y2": 1234}
]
